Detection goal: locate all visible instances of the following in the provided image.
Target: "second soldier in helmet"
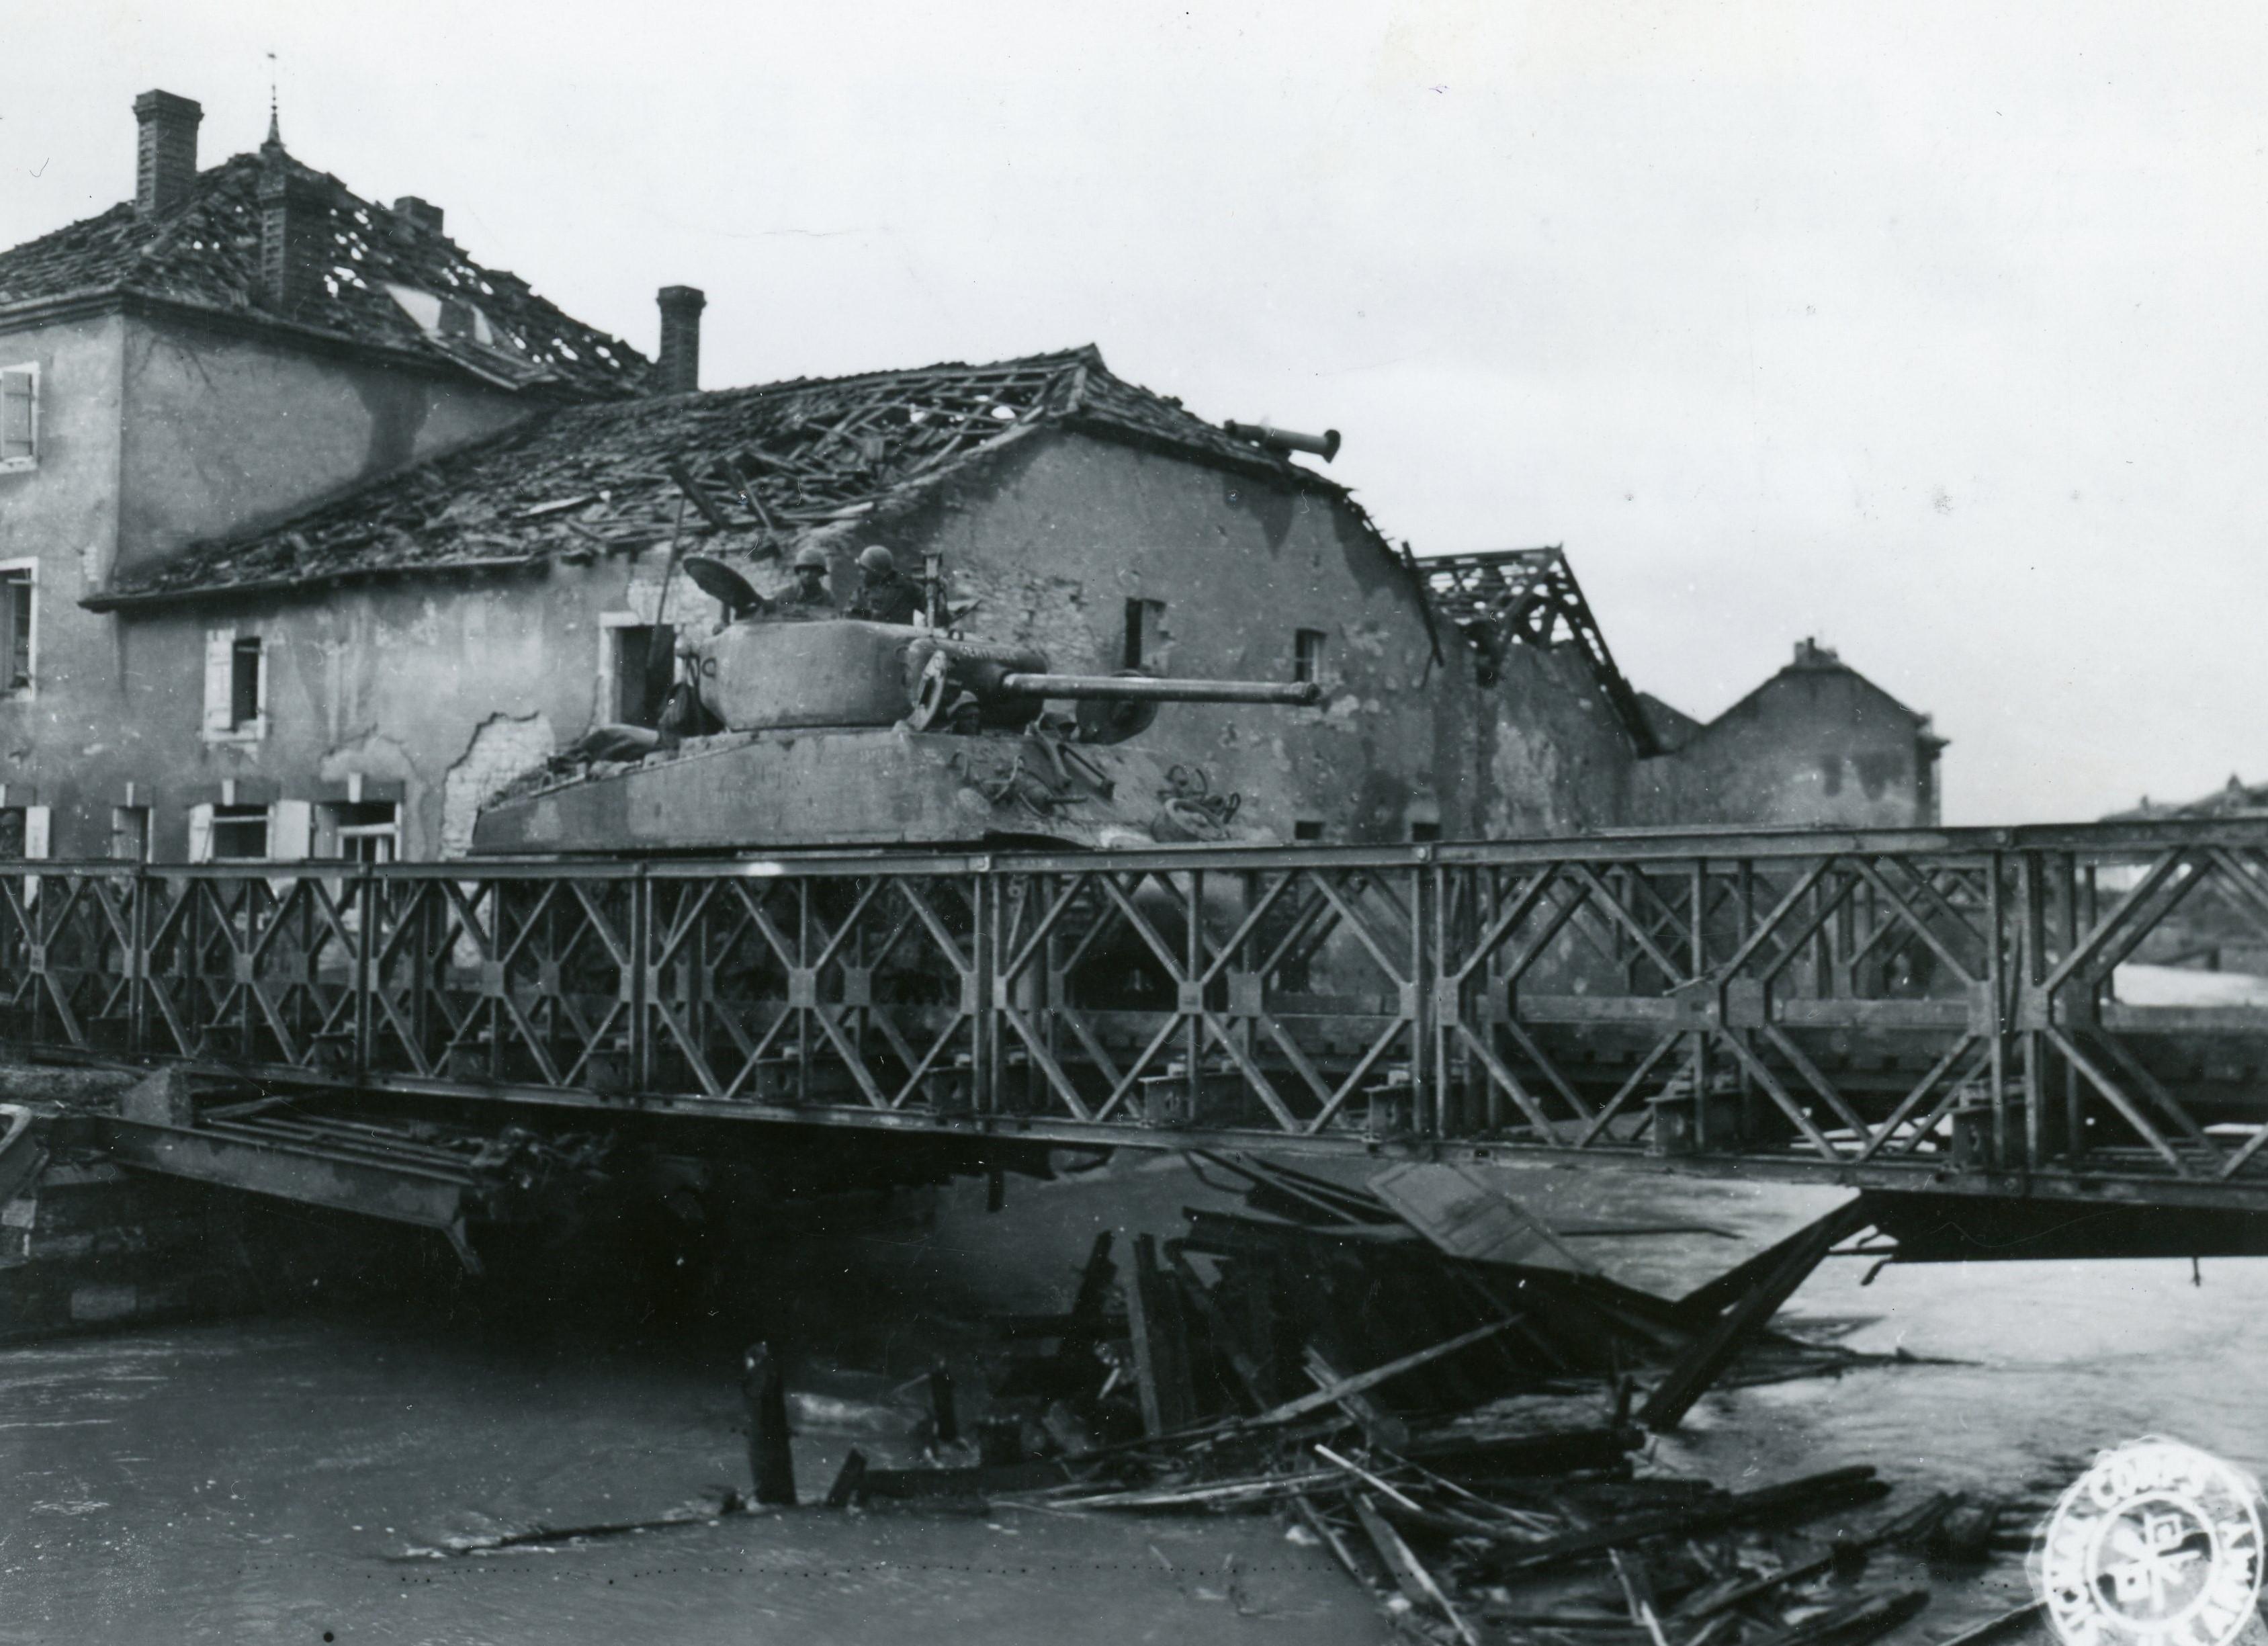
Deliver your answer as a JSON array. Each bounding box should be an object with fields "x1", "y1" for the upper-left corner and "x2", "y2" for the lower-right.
[
  {"x1": 785, "y1": 543, "x2": 833, "y2": 611},
  {"x1": 848, "y1": 544, "x2": 923, "y2": 626}
]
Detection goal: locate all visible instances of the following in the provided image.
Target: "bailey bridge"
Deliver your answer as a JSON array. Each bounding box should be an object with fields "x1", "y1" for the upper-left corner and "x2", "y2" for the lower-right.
[{"x1": 8, "y1": 818, "x2": 2268, "y2": 1262}]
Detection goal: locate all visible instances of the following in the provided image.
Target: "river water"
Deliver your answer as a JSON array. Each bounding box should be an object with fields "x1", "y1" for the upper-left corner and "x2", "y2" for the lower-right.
[{"x1": 3, "y1": 1155, "x2": 2263, "y2": 1646}]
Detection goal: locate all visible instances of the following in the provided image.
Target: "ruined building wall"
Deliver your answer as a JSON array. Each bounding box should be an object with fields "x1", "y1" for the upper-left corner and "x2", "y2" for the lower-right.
[
  {"x1": 113, "y1": 310, "x2": 534, "y2": 581},
  {"x1": 79, "y1": 558, "x2": 645, "y2": 862},
  {"x1": 856, "y1": 431, "x2": 1641, "y2": 842}
]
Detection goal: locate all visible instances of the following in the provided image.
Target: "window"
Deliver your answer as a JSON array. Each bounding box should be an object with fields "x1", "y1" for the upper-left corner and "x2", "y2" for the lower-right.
[
  {"x1": 230, "y1": 638, "x2": 262, "y2": 729},
  {"x1": 1293, "y1": 627, "x2": 1325, "y2": 685},
  {"x1": 607, "y1": 622, "x2": 674, "y2": 726},
  {"x1": 1293, "y1": 820, "x2": 1325, "y2": 842},
  {"x1": 318, "y1": 801, "x2": 399, "y2": 864},
  {"x1": 1409, "y1": 820, "x2": 1442, "y2": 842},
  {"x1": 112, "y1": 806, "x2": 149, "y2": 863},
  {"x1": 208, "y1": 805, "x2": 270, "y2": 861},
  {"x1": 0, "y1": 365, "x2": 35, "y2": 472},
  {"x1": 204, "y1": 627, "x2": 266, "y2": 741},
  {"x1": 0, "y1": 562, "x2": 34, "y2": 695},
  {"x1": 1122, "y1": 599, "x2": 1166, "y2": 670}
]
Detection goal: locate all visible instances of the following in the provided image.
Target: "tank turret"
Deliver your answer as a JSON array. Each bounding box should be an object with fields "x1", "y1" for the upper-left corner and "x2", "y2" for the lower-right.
[{"x1": 474, "y1": 613, "x2": 1319, "y2": 856}]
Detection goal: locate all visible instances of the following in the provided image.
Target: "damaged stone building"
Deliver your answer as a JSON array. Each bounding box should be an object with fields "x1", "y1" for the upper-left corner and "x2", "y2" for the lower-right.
[
  {"x1": 1637, "y1": 639, "x2": 1946, "y2": 829},
  {"x1": 0, "y1": 89, "x2": 1944, "y2": 863}
]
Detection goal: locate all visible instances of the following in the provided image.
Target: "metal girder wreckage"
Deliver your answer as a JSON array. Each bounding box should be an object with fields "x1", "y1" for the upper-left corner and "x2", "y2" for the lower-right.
[{"x1": 1418, "y1": 548, "x2": 1661, "y2": 755}]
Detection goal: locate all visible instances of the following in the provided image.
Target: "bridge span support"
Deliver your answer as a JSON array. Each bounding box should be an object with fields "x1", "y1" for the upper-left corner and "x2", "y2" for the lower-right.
[{"x1": 0, "y1": 819, "x2": 2266, "y2": 1231}]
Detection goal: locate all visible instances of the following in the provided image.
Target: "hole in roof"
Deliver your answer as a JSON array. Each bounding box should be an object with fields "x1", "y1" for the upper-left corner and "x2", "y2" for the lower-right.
[
  {"x1": 990, "y1": 404, "x2": 1016, "y2": 420},
  {"x1": 479, "y1": 281, "x2": 494, "y2": 296}
]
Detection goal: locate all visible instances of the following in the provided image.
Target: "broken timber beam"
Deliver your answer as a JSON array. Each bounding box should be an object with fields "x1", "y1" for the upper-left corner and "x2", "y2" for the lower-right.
[
  {"x1": 1247, "y1": 1318, "x2": 1516, "y2": 1429},
  {"x1": 1641, "y1": 1199, "x2": 1875, "y2": 1431},
  {"x1": 1480, "y1": 1466, "x2": 1886, "y2": 1573},
  {"x1": 1122, "y1": 1233, "x2": 1195, "y2": 1434}
]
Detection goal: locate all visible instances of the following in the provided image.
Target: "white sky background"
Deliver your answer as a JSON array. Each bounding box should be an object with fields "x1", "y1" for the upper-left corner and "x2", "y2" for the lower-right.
[{"x1": 3, "y1": 0, "x2": 2263, "y2": 825}]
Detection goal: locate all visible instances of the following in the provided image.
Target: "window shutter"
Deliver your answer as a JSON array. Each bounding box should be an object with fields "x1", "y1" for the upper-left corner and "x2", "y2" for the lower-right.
[
  {"x1": 187, "y1": 804, "x2": 214, "y2": 864},
  {"x1": 0, "y1": 367, "x2": 34, "y2": 464},
  {"x1": 203, "y1": 630, "x2": 234, "y2": 736},
  {"x1": 270, "y1": 800, "x2": 312, "y2": 861},
  {"x1": 21, "y1": 806, "x2": 49, "y2": 860}
]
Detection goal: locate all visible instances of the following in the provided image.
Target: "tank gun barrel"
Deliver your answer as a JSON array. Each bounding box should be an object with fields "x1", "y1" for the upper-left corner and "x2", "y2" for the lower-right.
[{"x1": 1000, "y1": 673, "x2": 1319, "y2": 706}]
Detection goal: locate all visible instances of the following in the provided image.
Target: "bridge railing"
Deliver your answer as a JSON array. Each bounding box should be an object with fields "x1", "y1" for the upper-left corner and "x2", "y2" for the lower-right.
[{"x1": 5, "y1": 820, "x2": 2268, "y2": 1203}]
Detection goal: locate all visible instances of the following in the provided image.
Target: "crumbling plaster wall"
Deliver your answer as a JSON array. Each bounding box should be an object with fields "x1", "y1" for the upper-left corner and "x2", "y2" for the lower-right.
[
  {"x1": 79, "y1": 557, "x2": 635, "y2": 861},
  {"x1": 0, "y1": 312, "x2": 128, "y2": 817},
  {"x1": 854, "y1": 430, "x2": 1641, "y2": 841},
  {"x1": 1637, "y1": 668, "x2": 1933, "y2": 829},
  {"x1": 114, "y1": 310, "x2": 534, "y2": 582}
]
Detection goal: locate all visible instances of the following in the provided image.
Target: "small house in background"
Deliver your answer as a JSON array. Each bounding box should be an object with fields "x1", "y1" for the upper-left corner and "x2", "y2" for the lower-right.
[{"x1": 1637, "y1": 639, "x2": 1947, "y2": 829}]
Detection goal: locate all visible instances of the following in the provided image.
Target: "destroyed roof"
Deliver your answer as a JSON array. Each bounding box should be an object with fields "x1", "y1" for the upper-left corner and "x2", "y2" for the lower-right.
[
  {"x1": 89, "y1": 345, "x2": 1348, "y2": 605},
  {"x1": 0, "y1": 150, "x2": 646, "y2": 399},
  {"x1": 1419, "y1": 549, "x2": 1663, "y2": 757}
]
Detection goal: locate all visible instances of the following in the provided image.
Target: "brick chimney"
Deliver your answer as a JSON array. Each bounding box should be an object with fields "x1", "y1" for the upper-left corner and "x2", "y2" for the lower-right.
[
  {"x1": 656, "y1": 286, "x2": 706, "y2": 394},
  {"x1": 394, "y1": 196, "x2": 444, "y2": 236},
  {"x1": 258, "y1": 163, "x2": 330, "y2": 316},
  {"x1": 132, "y1": 90, "x2": 202, "y2": 216}
]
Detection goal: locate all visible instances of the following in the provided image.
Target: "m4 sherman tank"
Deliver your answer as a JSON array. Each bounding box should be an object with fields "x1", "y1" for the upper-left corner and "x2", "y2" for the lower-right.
[{"x1": 474, "y1": 579, "x2": 1317, "y2": 857}]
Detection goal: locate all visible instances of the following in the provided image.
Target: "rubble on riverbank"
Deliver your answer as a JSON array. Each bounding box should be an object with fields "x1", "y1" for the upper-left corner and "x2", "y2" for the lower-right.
[{"x1": 765, "y1": 1153, "x2": 2019, "y2": 1646}]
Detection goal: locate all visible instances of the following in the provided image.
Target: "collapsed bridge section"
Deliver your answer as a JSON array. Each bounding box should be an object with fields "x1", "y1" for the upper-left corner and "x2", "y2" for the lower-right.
[{"x1": 2, "y1": 820, "x2": 2268, "y2": 1223}]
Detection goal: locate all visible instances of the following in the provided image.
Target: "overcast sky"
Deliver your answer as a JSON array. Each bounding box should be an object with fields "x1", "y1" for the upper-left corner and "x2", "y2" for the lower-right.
[{"x1": 5, "y1": 1, "x2": 2264, "y2": 824}]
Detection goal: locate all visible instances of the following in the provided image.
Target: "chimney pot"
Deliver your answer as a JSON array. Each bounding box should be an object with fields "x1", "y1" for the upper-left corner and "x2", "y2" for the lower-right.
[
  {"x1": 656, "y1": 286, "x2": 707, "y2": 394},
  {"x1": 132, "y1": 90, "x2": 203, "y2": 216},
  {"x1": 393, "y1": 196, "x2": 444, "y2": 236}
]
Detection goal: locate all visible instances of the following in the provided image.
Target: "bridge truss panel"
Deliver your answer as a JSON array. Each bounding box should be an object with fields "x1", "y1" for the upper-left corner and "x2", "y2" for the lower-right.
[{"x1": 3, "y1": 822, "x2": 2268, "y2": 1210}]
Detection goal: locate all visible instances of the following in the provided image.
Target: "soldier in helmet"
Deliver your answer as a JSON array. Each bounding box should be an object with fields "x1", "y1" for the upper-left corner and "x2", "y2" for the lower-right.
[
  {"x1": 848, "y1": 544, "x2": 923, "y2": 626},
  {"x1": 784, "y1": 543, "x2": 834, "y2": 613}
]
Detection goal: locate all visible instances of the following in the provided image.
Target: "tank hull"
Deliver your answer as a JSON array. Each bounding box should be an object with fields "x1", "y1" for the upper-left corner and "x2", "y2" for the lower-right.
[{"x1": 472, "y1": 727, "x2": 1262, "y2": 855}]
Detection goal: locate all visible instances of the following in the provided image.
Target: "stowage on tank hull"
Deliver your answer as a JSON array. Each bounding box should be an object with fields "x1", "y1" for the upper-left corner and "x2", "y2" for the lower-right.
[{"x1": 472, "y1": 726, "x2": 1264, "y2": 856}]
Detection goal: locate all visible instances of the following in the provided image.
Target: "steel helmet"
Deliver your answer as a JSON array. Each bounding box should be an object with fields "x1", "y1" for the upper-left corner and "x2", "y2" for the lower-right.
[
  {"x1": 791, "y1": 543, "x2": 829, "y2": 572},
  {"x1": 856, "y1": 544, "x2": 897, "y2": 575}
]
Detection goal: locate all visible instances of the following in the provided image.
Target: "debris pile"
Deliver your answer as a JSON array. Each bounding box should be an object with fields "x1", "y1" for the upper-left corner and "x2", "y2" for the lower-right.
[{"x1": 807, "y1": 1156, "x2": 2005, "y2": 1644}]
